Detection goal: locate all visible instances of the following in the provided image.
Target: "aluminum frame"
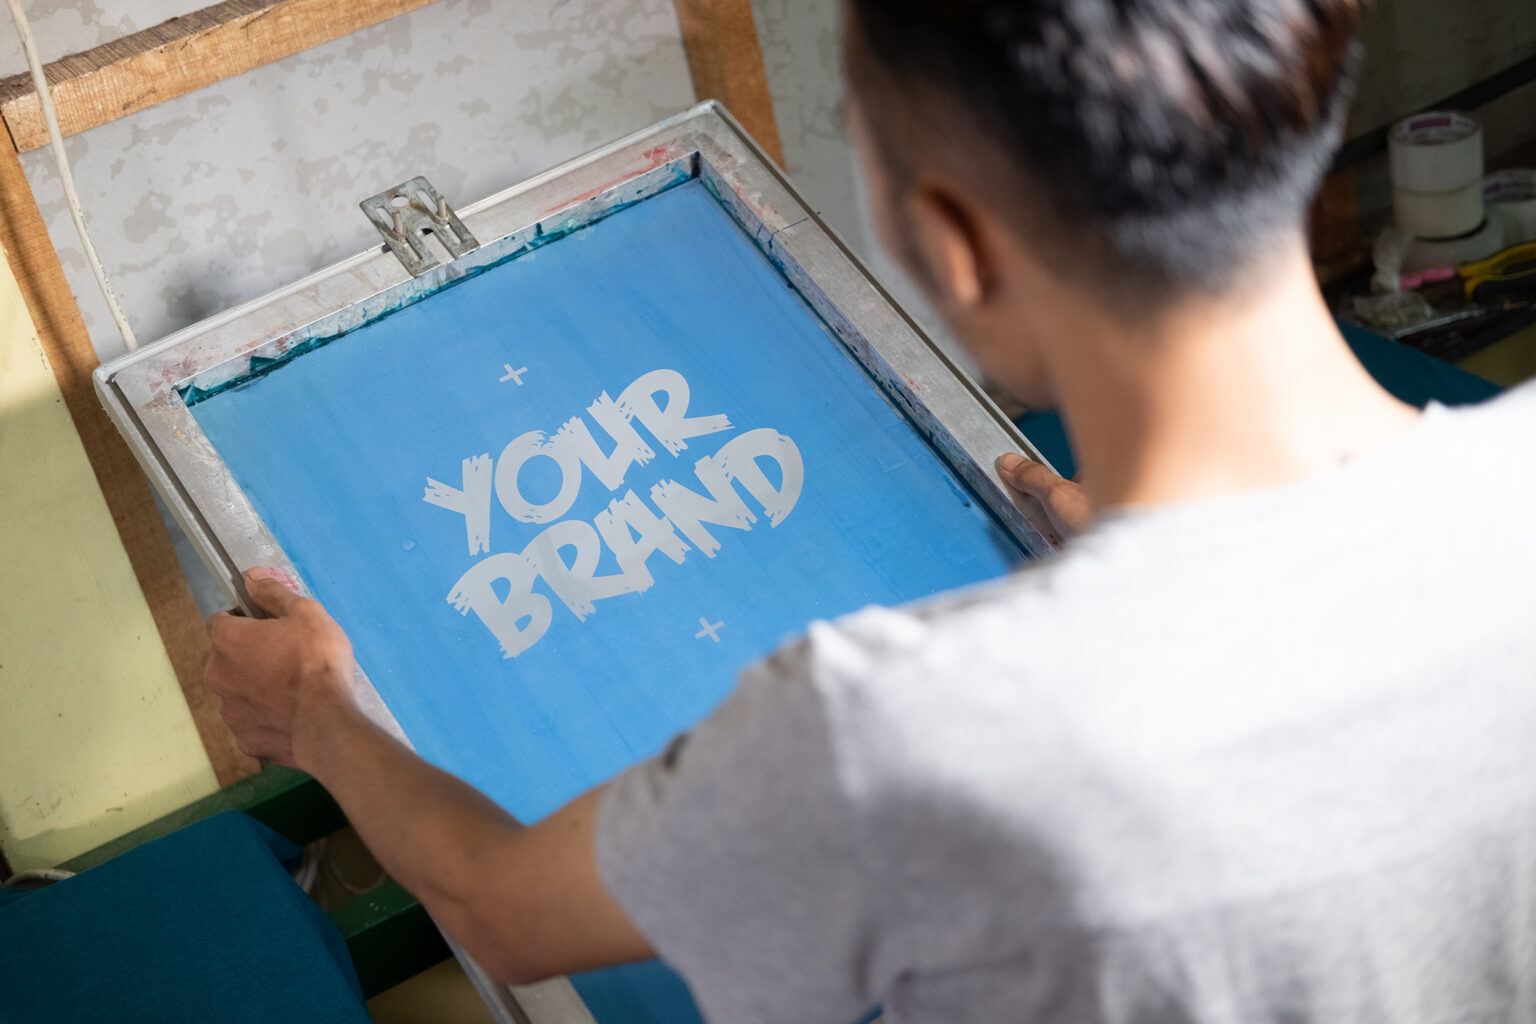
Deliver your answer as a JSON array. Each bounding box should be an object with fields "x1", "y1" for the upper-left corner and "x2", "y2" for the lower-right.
[{"x1": 94, "y1": 100, "x2": 1059, "y2": 1024}]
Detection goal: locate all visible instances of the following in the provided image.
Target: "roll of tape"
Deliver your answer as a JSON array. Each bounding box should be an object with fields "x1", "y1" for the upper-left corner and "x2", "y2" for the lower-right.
[
  {"x1": 1393, "y1": 178, "x2": 1485, "y2": 239},
  {"x1": 1484, "y1": 169, "x2": 1536, "y2": 246},
  {"x1": 1401, "y1": 217, "x2": 1503, "y2": 274},
  {"x1": 1389, "y1": 111, "x2": 1484, "y2": 193}
]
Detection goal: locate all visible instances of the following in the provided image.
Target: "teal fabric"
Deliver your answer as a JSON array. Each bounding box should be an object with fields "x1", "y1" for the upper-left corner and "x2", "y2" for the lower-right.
[
  {"x1": 1336, "y1": 320, "x2": 1501, "y2": 409},
  {"x1": 0, "y1": 812, "x2": 369, "y2": 1024},
  {"x1": 1016, "y1": 321, "x2": 1503, "y2": 481}
]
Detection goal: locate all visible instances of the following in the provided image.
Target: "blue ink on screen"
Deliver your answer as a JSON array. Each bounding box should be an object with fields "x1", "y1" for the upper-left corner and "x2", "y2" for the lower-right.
[{"x1": 192, "y1": 179, "x2": 1022, "y2": 1021}]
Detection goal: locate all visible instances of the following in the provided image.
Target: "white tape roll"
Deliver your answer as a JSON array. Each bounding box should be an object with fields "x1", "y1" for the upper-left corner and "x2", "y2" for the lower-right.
[
  {"x1": 1393, "y1": 178, "x2": 1485, "y2": 239},
  {"x1": 1484, "y1": 169, "x2": 1536, "y2": 246},
  {"x1": 1389, "y1": 111, "x2": 1484, "y2": 193},
  {"x1": 1401, "y1": 217, "x2": 1503, "y2": 274}
]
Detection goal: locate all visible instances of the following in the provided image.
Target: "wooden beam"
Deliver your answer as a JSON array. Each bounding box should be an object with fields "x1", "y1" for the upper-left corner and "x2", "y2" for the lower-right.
[
  {"x1": 1309, "y1": 167, "x2": 1364, "y2": 286},
  {"x1": 0, "y1": 0, "x2": 442, "y2": 153},
  {"x1": 674, "y1": 0, "x2": 785, "y2": 166},
  {"x1": 0, "y1": 135, "x2": 258, "y2": 787}
]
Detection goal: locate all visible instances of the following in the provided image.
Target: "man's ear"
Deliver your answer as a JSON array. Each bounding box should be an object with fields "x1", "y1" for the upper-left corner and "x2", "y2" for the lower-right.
[{"x1": 905, "y1": 183, "x2": 993, "y2": 309}]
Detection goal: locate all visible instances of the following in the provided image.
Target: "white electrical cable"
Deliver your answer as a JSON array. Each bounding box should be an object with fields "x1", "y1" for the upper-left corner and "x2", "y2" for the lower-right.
[
  {"x1": 3, "y1": 866, "x2": 74, "y2": 886},
  {"x1": 5, "y1": 0, "x2": 138, "y2": 351},
  {"x1": 292, "y1": 836, "x2": 326, "y2": 895}
]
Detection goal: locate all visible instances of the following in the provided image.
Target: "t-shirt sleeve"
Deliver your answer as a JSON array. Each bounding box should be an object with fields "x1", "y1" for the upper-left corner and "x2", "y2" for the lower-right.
[{"x1": 595, "y1": 622, "x2": 879, "y2": 1024}]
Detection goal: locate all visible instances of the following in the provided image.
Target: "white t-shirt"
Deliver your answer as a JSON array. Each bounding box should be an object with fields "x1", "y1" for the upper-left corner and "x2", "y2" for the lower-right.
[{"x1": 598, "y1": 384, "x2": 1536, "y2": 1024}]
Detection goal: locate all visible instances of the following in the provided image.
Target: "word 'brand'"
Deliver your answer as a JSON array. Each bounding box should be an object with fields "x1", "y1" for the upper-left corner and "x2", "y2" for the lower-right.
[{"x1": 423, "y1": 369, "x2": 803, "y2": 657}]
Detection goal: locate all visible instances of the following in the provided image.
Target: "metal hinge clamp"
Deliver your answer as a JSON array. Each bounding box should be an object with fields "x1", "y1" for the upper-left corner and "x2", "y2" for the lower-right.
[{"x1": 360, "y1": 176, "x2": 480, "y2": 276}]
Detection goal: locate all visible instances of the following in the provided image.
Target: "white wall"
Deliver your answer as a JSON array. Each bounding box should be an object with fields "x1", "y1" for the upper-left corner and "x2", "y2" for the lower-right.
[
  {"x1": 753, "y1": 0, "x2": 862, "y2": 249},
  {"x1": 2, "y1": 0, "x2": 889, "y2": 366},
  {"x1": 7, "y1": 1, "x2": 704, "y2": 360}
]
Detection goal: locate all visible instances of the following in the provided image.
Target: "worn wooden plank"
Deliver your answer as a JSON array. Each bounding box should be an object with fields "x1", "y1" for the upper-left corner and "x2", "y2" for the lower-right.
[
  {"x1": 0, "y1": 135, "x2": 258, "y2": 787},
  {"x1": 674, "y1": 0, "x2": 785, "y2": 166},
  {"x1": 0, "y1": 0, "x2": 443, "y2": 153}
]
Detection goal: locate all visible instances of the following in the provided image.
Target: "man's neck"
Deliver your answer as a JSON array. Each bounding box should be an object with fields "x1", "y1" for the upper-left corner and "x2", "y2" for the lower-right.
[{"x1": 1038, "y1": 247, "x2": 1421, "y2": 512}]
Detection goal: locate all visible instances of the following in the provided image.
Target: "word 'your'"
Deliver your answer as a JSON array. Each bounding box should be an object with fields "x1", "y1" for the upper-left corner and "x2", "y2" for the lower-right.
[{"x1": 423, "y1": 369, "x2": 803, "y2": 658}]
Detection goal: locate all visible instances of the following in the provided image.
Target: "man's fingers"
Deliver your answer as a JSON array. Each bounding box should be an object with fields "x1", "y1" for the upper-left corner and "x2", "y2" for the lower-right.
[
  {"x1": 244, "y1": 567, "x2": 306, "y2": 618},
  {"x1": 995, "y1": 453, "x2": 1059, "y2": 498},
  {"x1": 996, "y1": 452, "x2": 1093, "y2": 539},
  {"x1": 204, "y1": 610, "x2": 249, "y2": 694},
  {"x1": 207, "y1": 608, "x2": 253, "y2": 647}
]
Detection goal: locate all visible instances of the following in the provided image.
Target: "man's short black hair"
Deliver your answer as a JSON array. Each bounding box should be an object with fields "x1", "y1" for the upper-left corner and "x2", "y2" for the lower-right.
[{"x1": 846, "y1": 0, "x2": 1361, "y2": 302}]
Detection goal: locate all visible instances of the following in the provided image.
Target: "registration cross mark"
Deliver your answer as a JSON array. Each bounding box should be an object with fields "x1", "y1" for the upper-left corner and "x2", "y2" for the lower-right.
[
  {"x1": 694, "y1": 618, "x2": 725, "y2": 643},
  {"x1": 499, "y1": 364, "x2": 528, "y2": 385}
]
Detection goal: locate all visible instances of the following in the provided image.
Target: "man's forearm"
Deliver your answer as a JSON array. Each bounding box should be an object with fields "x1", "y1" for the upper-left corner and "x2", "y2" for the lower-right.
[
  {"x1": 290, "y1": 701, "x2": 653, "y2": 984},
  {"x1": 297, "y1": 706, "x2": 531, "y2": 966},
  {"x1": 202, "y1": 569, "x2": 652, "y2": 983}
]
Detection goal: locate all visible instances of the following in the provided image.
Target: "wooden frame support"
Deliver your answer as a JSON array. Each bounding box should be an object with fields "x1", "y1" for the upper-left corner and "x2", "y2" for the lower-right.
[
  {"x1": 674, "y1": 0, "x2": 784, "y2": 166},
  {"x1": 0, "y1": 0, "x2": 443, "y2": 153},
  {"x1": 0, "y1": 134, "x2": 258, "y2": 786},
  {"x1": 1309, "y1": 166, "x2": 1363, "y2": 286}
]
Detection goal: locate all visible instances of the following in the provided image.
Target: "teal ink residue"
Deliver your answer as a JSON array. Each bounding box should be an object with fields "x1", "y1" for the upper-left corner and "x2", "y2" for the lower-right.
[
  {"x1": 182, "y1": 163, "x2": 697, "y2": 408},
  {"x1": 190, "y1": 179, "x2": 1024, "y2": 1023}
]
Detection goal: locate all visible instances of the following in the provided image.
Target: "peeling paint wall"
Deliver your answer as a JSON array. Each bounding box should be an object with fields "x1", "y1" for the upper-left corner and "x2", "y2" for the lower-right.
[
  {"x1": 0, "y1": 0, "x2": 193, "y2": 69},
  {"x1": 753, "y1": 0, "x2": 861, "y2": 249},
  {"x1": 751, "y1": 0, "x2": 969, "y2": 376},
  {"x1": 8, "y1": 0, "x2": 1535, "y2": 367},
  {"x1": 3, "y1": 1, "x2": 900, "y2": 367},
  {"x1": 7, "y1": 0, "x2": 699, "y2": 360}
]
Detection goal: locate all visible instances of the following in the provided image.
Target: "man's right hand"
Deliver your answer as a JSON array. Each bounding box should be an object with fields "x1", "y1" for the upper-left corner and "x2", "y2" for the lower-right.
[
  {"x1": 996, "y1": 453, "x2": 1092, "y2": 540},
  {"x1": 205, "y1": 571, "x2": 653, "y2": 986},
  {"x1": 205, "y1": 568, "x2": 361, "y2": 771}
]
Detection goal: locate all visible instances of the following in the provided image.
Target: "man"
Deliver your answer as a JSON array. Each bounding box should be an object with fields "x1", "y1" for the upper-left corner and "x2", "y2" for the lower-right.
[{"x1": 206, "y1": 1, "x2": 1536, "y2": 1021}]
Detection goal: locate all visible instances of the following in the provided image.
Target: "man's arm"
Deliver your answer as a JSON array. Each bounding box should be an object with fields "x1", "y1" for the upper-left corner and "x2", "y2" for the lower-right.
[{"x1": 204, "y1": 569, "x2": 654, "y2": 985}]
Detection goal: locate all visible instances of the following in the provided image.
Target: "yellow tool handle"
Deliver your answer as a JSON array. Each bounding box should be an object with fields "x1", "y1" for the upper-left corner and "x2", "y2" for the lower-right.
[{"x1": 1460, "y1": 240, "x2": 1536, "y2": 301}]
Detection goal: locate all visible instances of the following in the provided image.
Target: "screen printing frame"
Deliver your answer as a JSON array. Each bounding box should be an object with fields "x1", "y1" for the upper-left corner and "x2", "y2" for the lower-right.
[{"x1": 95, "y1": 100, "x2": 1058, "y2": 1022}]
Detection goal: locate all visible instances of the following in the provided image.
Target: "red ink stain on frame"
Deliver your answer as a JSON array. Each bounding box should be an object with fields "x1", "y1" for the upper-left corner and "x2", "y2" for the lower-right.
[
  {"x1": 247, "y1": 566, "x2": 303, "y2": 596},
  {"x1": 152, "y1": 354, "x2": 204, "y2": 388},
  {"x1": 545, "y1": 143, "x2": 683, "y2": 213}
]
